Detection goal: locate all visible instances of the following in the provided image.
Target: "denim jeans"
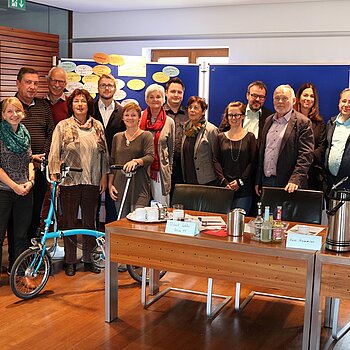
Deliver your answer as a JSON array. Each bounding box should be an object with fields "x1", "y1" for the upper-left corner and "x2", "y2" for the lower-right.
[{"x1": 231, "y1": 196, "x2": 252, "y2": 214}]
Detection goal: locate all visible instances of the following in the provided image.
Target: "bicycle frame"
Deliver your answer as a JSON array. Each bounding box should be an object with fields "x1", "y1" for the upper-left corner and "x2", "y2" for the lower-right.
[{"x1": 32, "y1": 163, "x2": 106, "y2": 274}]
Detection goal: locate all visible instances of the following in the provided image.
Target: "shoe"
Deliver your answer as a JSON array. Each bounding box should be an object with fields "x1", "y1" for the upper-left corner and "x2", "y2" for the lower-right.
[
  {"x1": 118, "y1": 264, "x2": 127, "y2": 272},
  {"x1": 84, "y1": 262, "x2": 101, "y2": 274},
  {"x1": 65, "y1": 263, "x2": 76, "y2": 276}
]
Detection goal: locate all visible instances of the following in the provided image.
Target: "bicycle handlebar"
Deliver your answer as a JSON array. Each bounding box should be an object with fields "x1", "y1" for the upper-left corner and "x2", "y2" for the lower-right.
[
  {"x1": 110, "y1": 164, "x2": 124, "y2": 171},
  {"x1": 60, "y1": 164, "x2": 83, "y2": 173}
]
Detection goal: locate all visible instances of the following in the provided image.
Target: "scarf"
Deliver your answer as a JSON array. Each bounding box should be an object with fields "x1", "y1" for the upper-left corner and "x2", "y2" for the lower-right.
[
  {"x1": 140, "y1": 107, "x2": 167, "y2": 180},
  {"x1": 184, "y1": 117, "x2": 206, "y2": 137},
  {"x1": 65, "y1": 116, "x2": 107, "y2": 153},
  {"x1": 0, "y1": 121, "x2": 30, "y2": 153}
]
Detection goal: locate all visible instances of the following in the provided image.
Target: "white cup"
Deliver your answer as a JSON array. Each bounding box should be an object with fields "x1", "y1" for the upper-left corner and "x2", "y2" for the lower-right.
[
  {"x1": 146, "y1": 207, "x2": 159, "y2": 221},
  {"x1": 299, "y1": 225, "x2": 310, "y2": 234},
  {"x1": 134, "y1": 208, "x2": 146, "y2": 221},
  {"x1": 173, "y1": 204, "x2": 185, "y2": 221}
]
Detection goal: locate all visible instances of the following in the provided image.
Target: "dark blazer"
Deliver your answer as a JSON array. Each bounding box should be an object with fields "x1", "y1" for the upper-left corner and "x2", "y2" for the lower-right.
[
  {"x1": 256, "y1": 109, "x2": 314, "y2": 189},
  {"x1": 257, "y1": 106, "x2": 273, "y2": 141},
  {"x1": 93, "y1": 100, "x2": 125, "y2": 153},
  {"x1": 308, "y1": 120, "x2": 327, "y2": 190},
  {"x1": 325, "y1": 116, "x2": 350, "y2": 189}
]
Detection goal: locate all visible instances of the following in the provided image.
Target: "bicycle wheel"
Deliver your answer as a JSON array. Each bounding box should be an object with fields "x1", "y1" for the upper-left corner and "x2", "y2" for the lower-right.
[
  {"x1": 10, "y1": 248, "x2": 51, "y2": 300},
  {"x1": 90, "y1": 244, "x2": 105, "y2": 270},
  {"x1": 126, "y1": 265, "x2": 167, "y2": 284}
]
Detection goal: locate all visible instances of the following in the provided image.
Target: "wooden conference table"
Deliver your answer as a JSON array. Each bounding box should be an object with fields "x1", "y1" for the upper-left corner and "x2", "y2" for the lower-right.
[
  {"x1": 309, "y1": 248, "x2": 350, "y2": 349},
  {"x1": 105, "y1": 211, "x2": 326, "y2": 350}
]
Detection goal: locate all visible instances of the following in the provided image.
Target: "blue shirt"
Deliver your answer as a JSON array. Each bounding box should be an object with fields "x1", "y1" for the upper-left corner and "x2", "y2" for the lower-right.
[{"x1": 328, "y1": 114, "x2": 350, "y2": 176}]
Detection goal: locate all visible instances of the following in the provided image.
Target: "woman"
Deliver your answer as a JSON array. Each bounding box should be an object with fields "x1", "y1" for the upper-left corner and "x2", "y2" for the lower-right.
[
  {"x1": 0, "y1": 97, "x2": 34, "y2": 273},
  {"x1": 48, "y1": 89, "x2": 109, "y2": 276},
  {"x1": 109, "y1": 102, "x2": 154, "y2": 218},
  {"x1": 217, "y1": 101, "x2": 257, "y2": 213},
  {"x1": 140, "y1": 84, "x2": 174, "y2": 207},
  {"x1": 181, "y1": 96, "x2": 219, "y2": 186},
  {"x1": 295, "y1": 83, "x2": 326, "y2": 191}
]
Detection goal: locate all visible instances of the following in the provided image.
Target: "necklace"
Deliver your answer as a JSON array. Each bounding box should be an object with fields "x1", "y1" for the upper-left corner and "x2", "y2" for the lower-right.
[
  {"x1": 229, "y1": 139, "x2": 243, "y2": 162},
  {"x1": 125, "y1": 129, "x2": 139, "y2": 147}
]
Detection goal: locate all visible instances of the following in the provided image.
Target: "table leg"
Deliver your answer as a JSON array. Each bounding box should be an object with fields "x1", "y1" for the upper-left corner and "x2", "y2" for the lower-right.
[
  {"x1": 324, "y1": 297, "x2": 334, "y2": 328},
  {"x1": 105, "y1": 261, "x2": 118, "y2": 322},
  {"x1": 149, "y1": 269, "x2": 160, "y2": 295},
  {"x1": 309, "y1": 256, "x2": 322, "y2": 350}
]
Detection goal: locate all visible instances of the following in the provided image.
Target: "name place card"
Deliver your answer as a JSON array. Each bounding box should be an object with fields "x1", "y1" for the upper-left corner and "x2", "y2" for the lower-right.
[
  {"x1": 286, "y1": 232, "x2": 322, "y2": 251},
  {"x1": 165, "y1": 220, "x2": 199, "y2": 237}
]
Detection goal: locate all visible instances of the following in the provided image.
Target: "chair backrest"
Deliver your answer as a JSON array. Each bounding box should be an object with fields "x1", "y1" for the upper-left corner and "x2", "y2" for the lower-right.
[
  {"x1": 261, "y1": 186, "x2": 324, "y2": 224},
  {"x1": 171, "y1": 184, "x2": 235, "y2": 214}
]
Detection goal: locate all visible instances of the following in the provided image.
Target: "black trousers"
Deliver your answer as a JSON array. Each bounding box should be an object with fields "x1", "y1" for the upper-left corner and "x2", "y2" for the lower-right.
[
  {"x1": 0, "y1": 190, "x2": 32, "y2": 269},
  {"x1": 60, "y1": 185, "x2": 99, "y2": 264},
  {"x1": 28, "y1": 169, "x2": 47, "y2": 238}
]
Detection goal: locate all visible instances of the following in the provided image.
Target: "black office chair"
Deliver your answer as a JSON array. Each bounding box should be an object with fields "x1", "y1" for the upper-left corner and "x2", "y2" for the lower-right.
[
  {"x1": 171, "y1": 184, "x2": 235, "y2": 214},
  {"x1": 143, "y1": 184, "x2": 235, "y2": 319},
  {"x1": 235, "y1": 186, "x2": 324, "y2": 312},
  {"x1": 261, "y1": 186, "x2": 324, "y2": 224}
]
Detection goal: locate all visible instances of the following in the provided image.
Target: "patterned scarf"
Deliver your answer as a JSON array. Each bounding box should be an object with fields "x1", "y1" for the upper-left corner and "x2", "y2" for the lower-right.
[
  {"x1": 184, "y1": 116, "x2": 206, "y2": 137},
  {"x1": 67, "y1": 116, "x2": 107, "y2": 153},
  {"x1": 140, "y1": 107, "x2": 167, "y2": 180},
  {"x1": 0, "y1": 121, "x2": 30, "y2": 153}
]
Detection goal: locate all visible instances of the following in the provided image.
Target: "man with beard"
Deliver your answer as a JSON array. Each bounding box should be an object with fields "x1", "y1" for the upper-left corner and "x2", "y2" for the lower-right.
[
  {"x1": 220, "y1": 80, "x2": 272, "y2": 141},
  {"x1": 164, "y1": 77, "x2": 188, "y2": 195},
  {"x1": 255, "y1": 84, "x2": 314, "y2": 195},
  {"x1": 93, "y1": 74, "x2": 125, "y2": 224}
]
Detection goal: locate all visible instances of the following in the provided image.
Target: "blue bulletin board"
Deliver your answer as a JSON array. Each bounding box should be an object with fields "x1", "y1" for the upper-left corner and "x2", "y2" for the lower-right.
[
  {"x1": 59, "y1": 58, "x2": 200, "y2": 110},
  {"x1": 208, "y1": 64, "x2": 350, "y2": 126}
]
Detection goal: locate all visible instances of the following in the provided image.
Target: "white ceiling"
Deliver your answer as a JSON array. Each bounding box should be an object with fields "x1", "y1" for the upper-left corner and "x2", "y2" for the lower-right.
[{"x1": 31, "y1": 0, "x2": 327, "y2": 13}]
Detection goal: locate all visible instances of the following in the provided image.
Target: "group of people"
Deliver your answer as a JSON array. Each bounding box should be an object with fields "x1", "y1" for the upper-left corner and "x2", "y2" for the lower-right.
[{"x1": 0, "y1": 67, "x2": 349, "y2": 280}]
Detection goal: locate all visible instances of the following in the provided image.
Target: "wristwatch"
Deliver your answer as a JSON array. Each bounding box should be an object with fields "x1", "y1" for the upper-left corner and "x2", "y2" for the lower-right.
[{"x1": 238, "y1": 178, "x2": 244, "y2": 187}]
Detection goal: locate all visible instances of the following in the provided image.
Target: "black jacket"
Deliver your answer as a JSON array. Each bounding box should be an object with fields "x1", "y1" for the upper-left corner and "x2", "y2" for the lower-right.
[
  {"x1": 325, "y1": 116, "x2": 350, "y2": 189},
  {"x1": 93, "y1": 100, "x2": 125, "y2": 153}
]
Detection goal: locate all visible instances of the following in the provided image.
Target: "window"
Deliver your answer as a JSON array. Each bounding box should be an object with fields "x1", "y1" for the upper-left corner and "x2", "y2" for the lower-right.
[{"x1": 151, "y1": 48, "x2": 229, "y2": 64}]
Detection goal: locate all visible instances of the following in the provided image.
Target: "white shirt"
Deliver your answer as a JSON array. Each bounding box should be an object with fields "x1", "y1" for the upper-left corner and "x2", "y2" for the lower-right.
[
  {"x1": 98, "y1": 99, "x2": 115, "y2": 128},
  {"x1": 243, "y1": 105, "x2": 260, "y2": 139}
]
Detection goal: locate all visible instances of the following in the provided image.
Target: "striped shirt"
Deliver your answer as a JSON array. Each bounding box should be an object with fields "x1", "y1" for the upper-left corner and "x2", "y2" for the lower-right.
[{"x1": 17, "y1": 97, "x2": 54, "y2": 156}]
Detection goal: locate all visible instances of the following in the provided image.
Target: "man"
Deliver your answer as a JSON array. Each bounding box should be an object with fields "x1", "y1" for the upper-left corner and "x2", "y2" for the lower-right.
[
  {"x1": 243, "y1": 81, "x2": 273, "y2": 140},
  {"x1": 0, "y1": 67, "x2": 54, "y2": 270},
  {"x1": 164, "y1": 77, "x2": 188, "y2": 193},
  {"x1": 324, "y1": 88, "x2": 350, "y2": 191},
  {"x1": 255, "y1": 84, "x2": 314, "y2": 195},
  {"x1": 93, "y1": 74, "x2": 125, "y2": 223},
  {"x1": 220, "y1": 81, "x2": 272, "y2": 141},
  {"x1": 46, "y1": 66, "x2": 69, "y2": 125}
]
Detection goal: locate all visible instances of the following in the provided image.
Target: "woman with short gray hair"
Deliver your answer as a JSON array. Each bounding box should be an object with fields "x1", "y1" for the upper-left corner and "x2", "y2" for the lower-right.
[{"x1": 140, "y1": 84, "x2": 174, "y2": 206}]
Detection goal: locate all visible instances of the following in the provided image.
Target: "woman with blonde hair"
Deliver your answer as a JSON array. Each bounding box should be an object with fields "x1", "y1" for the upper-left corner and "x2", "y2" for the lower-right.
[{"x1": 0, "y1": 97, "x2": 34, "y2": 273}]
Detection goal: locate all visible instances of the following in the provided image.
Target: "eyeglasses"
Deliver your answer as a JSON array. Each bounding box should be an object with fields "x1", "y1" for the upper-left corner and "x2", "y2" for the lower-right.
[
  {"x1": 99, "y1": 84, "x2": 115, "y2": 90},
  {"x1": 228, "y1": 113, "x2": 244, "y2": 118},
  {"x1": 49, "y1": 78, "x2": 66, "y2": 86},
  {"x1": 273, "y1": 96, "x2": 289, "y2": 102},
  {"x1": 249, "y1": 93, "x2": 266, "y2": 100}
]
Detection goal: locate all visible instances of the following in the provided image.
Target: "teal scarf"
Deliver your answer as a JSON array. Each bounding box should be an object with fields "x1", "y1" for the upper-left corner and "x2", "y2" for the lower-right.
[{"x1": 0, "y1": 121, "x2": 30, "y2": 153}]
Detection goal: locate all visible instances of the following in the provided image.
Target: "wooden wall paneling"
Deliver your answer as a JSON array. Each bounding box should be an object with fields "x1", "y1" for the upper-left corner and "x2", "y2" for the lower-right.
[{"x1": 0, "y1": 25, "x2": 59, "y2": 100}]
